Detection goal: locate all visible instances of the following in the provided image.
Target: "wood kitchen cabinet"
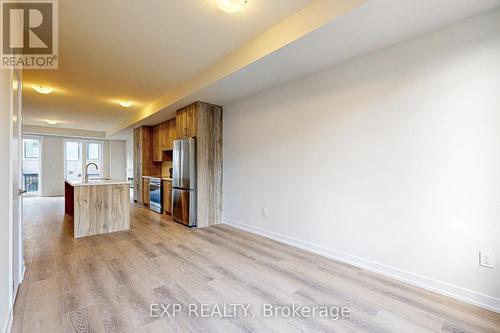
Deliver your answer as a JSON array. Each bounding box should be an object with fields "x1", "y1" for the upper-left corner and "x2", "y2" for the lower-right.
[
  {"x1": 136, "y1": 102, "x2": 222, "y2": 226},
  {"x1": 152, "y1": 125, "x2": 163, "y2": 162},
  {"x1": 166, "y1": 118, "x2": 176, "y2": 149},
  {"x1": 176, "y1": 103, "x2": 197, "y2": 138},
  {"x1": 174, "y1": 102, "x2": 223, "y2": 227},
  {"x1": 153, "y1": 118, "x2": 176, "y2": 162},
  {"x1": 133, "y1": 126, "x2": 161, "y2": 204},
  {"x1": 142, "y1": 178, "x2": 150, "y2": 206},
  {"x1": 163, "y1": 180, "x2": 172, "y2": 214}
]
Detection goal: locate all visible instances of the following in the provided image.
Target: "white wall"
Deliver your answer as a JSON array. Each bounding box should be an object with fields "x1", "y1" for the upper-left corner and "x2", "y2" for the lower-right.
[
  {"x1": 40, "y1": 136, "x2": 64, "y2": 196},
  {"x1": 126, "y1": 132, "x2": 134, "y2": 179},
  {"x1": 35, "y1": 136, "x2": 123, "y2": 196},
  {"x1": 0, "y1": 69, "x2": 13, "y2": 333},
  {"x1": 223, "y1": 9, "x2": 500, "y2": 310},
  {"x1": 110, "y1": 140, "x2": 127, "y2": 180},
  {"x1": 23, "y1": 125, "x2": 106, "y2": 139},
  {"x1": 102, "y1": 141, "x2": 110, "y2": 179}
]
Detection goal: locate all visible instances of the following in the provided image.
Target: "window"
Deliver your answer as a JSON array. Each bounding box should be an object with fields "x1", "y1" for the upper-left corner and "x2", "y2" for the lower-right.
[
  {"x1": 85, "y1": 143, "x2": 102, "y2": 177},
  {"x1": 87, "y1": 143, "x2": 100, "y2": 160},
  {"x1": 65, "y1": 141, "x2": 81, "y2": 161},
  {"x1": 23, "y1": 139, "x2": 40, "y2": 159},
  {"x1": 22, "y1": 137, "x2": 41, "y2": 195},
  {"x1": 64, "y1": 141, "x2": 103, "y2": 181},
  {"x1": 65, "y1": 141, "x2": 82, "y2": 181}
]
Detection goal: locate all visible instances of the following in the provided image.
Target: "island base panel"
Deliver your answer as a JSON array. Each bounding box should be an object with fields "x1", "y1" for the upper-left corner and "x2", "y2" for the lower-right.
[{"x1": 73, "y1": 184, "x2": 130, "y2": 238}]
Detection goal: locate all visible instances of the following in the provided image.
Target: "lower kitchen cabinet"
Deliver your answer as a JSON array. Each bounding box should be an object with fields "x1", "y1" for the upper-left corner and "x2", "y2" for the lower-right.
[
  {"x1": 163, "y1": 180, "x2": 172, "y2": 214},
  {"x1": 142, "y1": 178, "x2": 150, "y2": 206}
]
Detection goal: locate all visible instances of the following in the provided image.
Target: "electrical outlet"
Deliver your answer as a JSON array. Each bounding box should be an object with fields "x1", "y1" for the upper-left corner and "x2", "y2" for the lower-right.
[
  {"x1": 261, "y1": 208, "x2": 268, "y2": 217},
  {"x1": 479, "y1": 251, "x2": 494, "y2": 268}
]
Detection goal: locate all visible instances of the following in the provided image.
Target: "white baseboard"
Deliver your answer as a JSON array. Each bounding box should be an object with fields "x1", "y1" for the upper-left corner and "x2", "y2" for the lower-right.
[
  {"x1": 21, "y1": 262, "x2": 26, "y2": 283},
  {"x1": 12, "y1": 262, "x2": 26, "y2": 304},
  {"x1": 40, "y1": 193, "x2": 64, "y2": 197},
  {"x1": 2, "y1": 307, "x2": 12, "y2": 333},
  {"x1": 5, "y1": 263, "x2": 26, "y2": 333},
  {"x1": 224, "y1": 218, "x2": 500, "y2": 314}
]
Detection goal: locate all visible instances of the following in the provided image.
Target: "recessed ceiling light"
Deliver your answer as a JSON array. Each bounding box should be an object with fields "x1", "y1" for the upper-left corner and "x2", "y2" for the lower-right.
[
  {"x1": 46, "y1": 120, "x2": 58, "y2": 125},
  {"x1": 33, "y1": 85, "x2": 54, "y2": 94},
  {"x1": 218, "y1": 0, "x2": 247, "y2": 13},
  {"x1": 119, "y1": 101, "x2": 133, "y2": 108}
]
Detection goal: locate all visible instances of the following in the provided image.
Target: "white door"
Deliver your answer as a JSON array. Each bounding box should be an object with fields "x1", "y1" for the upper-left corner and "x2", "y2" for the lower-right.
[{"x1": 11, "y1": 70, "x2": 24, "y2": 298}]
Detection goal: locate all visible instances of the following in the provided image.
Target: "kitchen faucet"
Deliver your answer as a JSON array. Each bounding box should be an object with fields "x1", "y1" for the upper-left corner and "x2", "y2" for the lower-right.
[{"x1": 84, "y1": 162, "x2": 99, "y2": 181}]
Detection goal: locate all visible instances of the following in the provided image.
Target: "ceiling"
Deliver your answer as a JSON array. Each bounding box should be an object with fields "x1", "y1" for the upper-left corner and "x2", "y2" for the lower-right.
[
  {"x1": 23, "y1": 0, "x2": 500, "y2": 137},
  {"x1": 23, "y1": 0, "x2": 312, "y2": 131}
]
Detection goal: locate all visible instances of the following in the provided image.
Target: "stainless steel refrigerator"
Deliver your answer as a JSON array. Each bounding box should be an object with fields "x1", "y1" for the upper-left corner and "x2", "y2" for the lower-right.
[{"x1": 172, "y1": 137, "x2": 197, "y2": 227}]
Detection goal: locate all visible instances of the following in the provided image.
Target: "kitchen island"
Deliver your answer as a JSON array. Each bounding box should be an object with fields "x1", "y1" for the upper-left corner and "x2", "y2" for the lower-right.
[{"x1": 65, "y1": 179, "x2": 130, "y2": 238}]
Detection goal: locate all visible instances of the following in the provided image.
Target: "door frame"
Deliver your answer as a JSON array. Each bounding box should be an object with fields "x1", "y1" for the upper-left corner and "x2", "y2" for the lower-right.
[{"x1": 9, "y1": 69, "x2": 25, "y2": 310}]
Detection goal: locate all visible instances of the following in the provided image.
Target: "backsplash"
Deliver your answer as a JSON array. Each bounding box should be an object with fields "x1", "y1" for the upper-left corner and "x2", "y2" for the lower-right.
[{"x1": 162, "y1": 161, "x2": 173, "y2": 178}]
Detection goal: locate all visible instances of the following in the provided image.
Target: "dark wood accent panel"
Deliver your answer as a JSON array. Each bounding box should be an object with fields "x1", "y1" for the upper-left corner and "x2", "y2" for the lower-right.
[
  {"x1": 64, "y1": 181, "x2": 74, "y2": 215},
  {"x1": 162, "y1": 150, "x2": 173, "y2": 162}
]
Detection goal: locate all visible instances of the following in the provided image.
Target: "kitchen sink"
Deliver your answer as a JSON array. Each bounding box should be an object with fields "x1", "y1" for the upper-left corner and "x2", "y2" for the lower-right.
[{"x1": 87, "y1": 177, "x2": 111, "y2": 181}]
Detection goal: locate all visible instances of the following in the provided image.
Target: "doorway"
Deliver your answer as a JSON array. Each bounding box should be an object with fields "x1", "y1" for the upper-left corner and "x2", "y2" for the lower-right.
[{"x1": 21, "y1": 136, "x2": 42, "y2": 196}]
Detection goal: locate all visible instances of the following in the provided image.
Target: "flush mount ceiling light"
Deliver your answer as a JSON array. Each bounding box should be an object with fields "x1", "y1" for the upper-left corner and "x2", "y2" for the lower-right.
[
  {"x1": 119, "y1": 101, "x2": 134, "y2": 108},
  {"x1": 218, "y1": 0, "x2": 247, "y2": 13},
  {"x1": 46, "y1": 120, "x2": 59, "y2": 125},
  {"x1": 32, "y1": 85, "x2": 54, "y2": 94}
]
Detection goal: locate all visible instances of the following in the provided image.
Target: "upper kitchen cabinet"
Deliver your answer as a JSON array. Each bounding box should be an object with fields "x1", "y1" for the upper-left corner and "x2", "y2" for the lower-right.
[
  {"x1": 152, "y1": 123, "x2": 165, "y2": 162},
  {"x1": 153, "y1": 118, "x2": 176, "y2": 162},
  {"x1": 176, "y1": 103, "x2": 198, "y2": 138},
  {"x1": 133, "y1": 126, "x2": 161, "y2": 203},
  {"x1": 166, "y1": 118, "x2": 176, "y2": 149},
  {"x1": 152, "y1": 125, "x2": 162, "y2": 162}
]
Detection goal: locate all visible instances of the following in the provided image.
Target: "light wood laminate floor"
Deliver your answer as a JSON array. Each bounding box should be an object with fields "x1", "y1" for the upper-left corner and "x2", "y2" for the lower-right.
[{"x1": 11, "y1": 197, "x2": 500, "y2": 332}]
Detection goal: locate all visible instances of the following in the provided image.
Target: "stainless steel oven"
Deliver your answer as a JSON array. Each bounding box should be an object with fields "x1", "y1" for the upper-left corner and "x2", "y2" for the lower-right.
[{"x1": 149, "y1": 178, "x2": 163, "y2": 213}]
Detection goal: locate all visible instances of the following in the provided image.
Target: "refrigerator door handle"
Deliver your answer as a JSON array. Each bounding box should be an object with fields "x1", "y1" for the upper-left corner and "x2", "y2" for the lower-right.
[
  {"x1": 188, "y1": 137, "x2": 196, "y2": 191},
  {"x1": 172, "y1": 139, "x2": 182, "y2": 188}
]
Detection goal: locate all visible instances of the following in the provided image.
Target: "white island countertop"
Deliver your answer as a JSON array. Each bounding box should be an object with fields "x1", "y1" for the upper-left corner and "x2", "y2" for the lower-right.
[{"x1": 65, "y1": 178, "x2": 131, "y2": 187}]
